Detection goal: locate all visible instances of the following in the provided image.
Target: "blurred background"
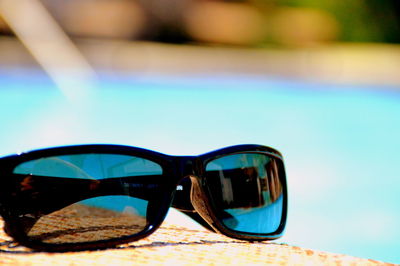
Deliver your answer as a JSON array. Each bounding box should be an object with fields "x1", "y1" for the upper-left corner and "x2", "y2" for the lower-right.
[{"x1": 0, "y1": 0, "x2": 399, "y2": 263}]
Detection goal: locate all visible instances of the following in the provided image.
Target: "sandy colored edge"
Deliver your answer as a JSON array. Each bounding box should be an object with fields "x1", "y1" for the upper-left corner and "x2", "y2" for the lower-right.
[{"x1": 0, "y1": 219, "x2": 395, "y2": 266}]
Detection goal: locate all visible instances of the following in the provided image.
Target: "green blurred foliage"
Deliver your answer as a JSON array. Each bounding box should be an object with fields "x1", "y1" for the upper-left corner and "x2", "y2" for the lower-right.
[
  {"x1": 270, "y1": 0, "x2": 400, "y2": 43},
  {"x1": 0, "y1": 0, "x2": 398, "y2": 45}
]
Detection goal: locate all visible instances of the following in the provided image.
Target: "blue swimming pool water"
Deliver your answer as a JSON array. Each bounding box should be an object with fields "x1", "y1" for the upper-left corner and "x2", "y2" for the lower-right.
[{"x1": 0, "y1": 69, "x2": 399, "y2": 263}]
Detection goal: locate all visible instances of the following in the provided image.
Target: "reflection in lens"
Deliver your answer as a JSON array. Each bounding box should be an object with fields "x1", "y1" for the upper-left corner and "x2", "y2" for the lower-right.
[
  {"x1": 205, "y1": 153, "x2": 283, "y2": 234},
  {"x1": 12, "y1": 153, "x2": 163, "y2": 244},
  {"x1": 27, "y1": 196, "x2": 148, "y2": 244},
  {"x1": 14, "y1": 153, "x2": 162, "y2": 179}
]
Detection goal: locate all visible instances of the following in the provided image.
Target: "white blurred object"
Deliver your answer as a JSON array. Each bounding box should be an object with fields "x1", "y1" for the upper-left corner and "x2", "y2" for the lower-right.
[{"x1": 0, "y1": 0, "x2": 97, "y2": 101}]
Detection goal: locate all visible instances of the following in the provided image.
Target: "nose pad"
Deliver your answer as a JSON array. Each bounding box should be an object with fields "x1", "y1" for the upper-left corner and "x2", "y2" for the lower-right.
[
  {"x1": 172, "y1": 176, "x2": 238, "y2": 233},
  {"x1": 188, "y1": 177, "x2": 219, "y2": 230},
  {"x1": 190, "y1": 176, "x2": 239, "y2": 230}
]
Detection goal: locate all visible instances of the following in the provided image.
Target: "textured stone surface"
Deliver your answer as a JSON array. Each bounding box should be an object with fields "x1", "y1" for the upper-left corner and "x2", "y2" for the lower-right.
[{"x1": 0, "y1": 220, "x2": 394, "y2": 265}]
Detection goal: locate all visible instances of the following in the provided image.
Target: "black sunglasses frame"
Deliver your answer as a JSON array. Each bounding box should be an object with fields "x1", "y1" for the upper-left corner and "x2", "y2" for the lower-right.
[{"x1": 0, "y1": 144, "x2": 287, "y2": 251}]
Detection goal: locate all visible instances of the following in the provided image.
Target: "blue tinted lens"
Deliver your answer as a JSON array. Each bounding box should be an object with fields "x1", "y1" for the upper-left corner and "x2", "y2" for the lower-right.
[
  {"x1": 205, "y1": 153, "x2": 284, "y2": 234},
  {"x1": 14, "y1": 153, "x2": 162, "y2": 179},
  {"x1": 12, "y1": 153, "x2": 163, "y2": 244}
]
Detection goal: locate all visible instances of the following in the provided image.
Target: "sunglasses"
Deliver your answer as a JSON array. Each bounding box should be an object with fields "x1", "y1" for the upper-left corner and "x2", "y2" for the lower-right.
[{"x1": 0, "y1": 144, "x2": 287, "y2": 251}]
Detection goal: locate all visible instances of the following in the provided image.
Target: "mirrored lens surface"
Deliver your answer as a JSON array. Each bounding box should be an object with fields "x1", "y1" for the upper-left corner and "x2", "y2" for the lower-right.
[
  {"x1": 11, "y1": 153, "x2": 163, "y2": 244},
  {"x1": 205, "y1": 153, "x2": 284, "y2": 234}
]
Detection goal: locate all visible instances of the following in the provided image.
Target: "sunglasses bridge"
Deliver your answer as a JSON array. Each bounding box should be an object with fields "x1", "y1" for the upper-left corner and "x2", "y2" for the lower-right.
[{"x1": 167, "y1": 156, "x2": 220, "y2": 233}]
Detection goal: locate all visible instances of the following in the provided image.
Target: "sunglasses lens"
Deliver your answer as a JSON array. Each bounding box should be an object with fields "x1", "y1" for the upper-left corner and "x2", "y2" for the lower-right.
[
  {"x1": 205, "y1": 153, "x2": 285, "y2": 235},
  {"x1": 11, "y1": 153, "x2": 163, "y2": 244}
]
